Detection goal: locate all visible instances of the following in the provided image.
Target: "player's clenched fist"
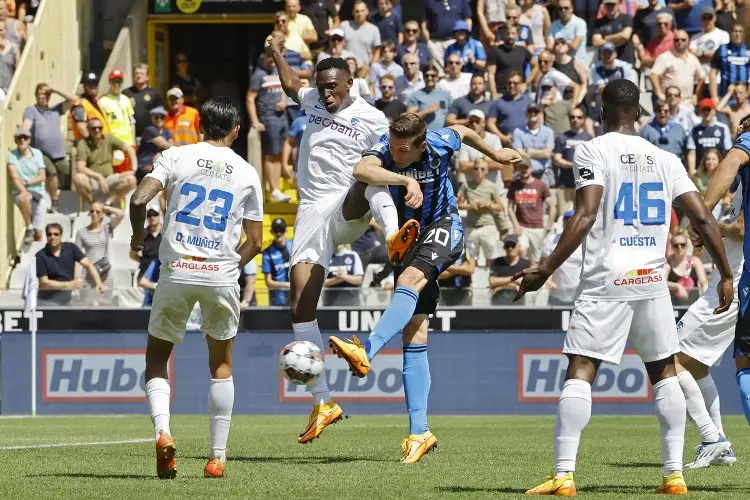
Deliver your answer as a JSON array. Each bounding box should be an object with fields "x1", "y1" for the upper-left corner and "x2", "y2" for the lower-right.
[
  {"x1": 494, "y1": 147, "x2": 523, "y2": 165},
  {"x1": 404, "y1": 177, "x2": 423, "y2": 209},
  {"x1": 266, "y1": 31, "x2": 285, "y2": 54}
]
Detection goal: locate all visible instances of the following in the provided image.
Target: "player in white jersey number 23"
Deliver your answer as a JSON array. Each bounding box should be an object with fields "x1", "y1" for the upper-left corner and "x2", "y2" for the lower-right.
[
  {"x1": 129, "y1": 97, "x2": 264, "y2": 480},
  {"x1": 514, "y1": 80, "x2": 734, "y2": 496}
]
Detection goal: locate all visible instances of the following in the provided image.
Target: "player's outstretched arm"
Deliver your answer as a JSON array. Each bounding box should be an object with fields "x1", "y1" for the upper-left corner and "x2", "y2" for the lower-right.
[
  {"x1": 238, "y1": 219, "x2": 263, "y2": 269},
  {"x1": 512, "y1": 185, "x2": 602, "y2": 299},
  {"x1": 703, "y1": 147, "x2": 749, "y2": 211},
  {"x1": 678, "y1": 191, "x2": 734, "y2": 313},
  {"x1": 266, "y1": 32, "x2": 302, "y2": 104},
  {"x1": 129, "y1": 177, "x2": 163, "y2": 251},
  {"x1": 449, "y1": 125, "x2": 522, "y2": 165},
  {"x1": 353, "y1": 155, "x2": 423, "y2": 208}
]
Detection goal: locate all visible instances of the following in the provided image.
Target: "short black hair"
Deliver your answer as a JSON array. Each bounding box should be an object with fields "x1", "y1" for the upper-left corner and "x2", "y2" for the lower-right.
[
  {"x1": 602, "y1": 79, "x2": 640, "y2": 111},
  {"x1": 315, "y1": 57, "x2": 351, "y2": 77},
  {"x1": 200, "y1": 96, "x2": 241, "y2": 140},
  {"x1": 45, "y1": 222, "x2": 63, "y2": 236}
]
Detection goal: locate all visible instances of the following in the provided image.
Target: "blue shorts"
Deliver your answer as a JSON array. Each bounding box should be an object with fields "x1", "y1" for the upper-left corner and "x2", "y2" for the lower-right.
[{"x1": 261, "y1": 115, "x2": 289, "y2": 156}]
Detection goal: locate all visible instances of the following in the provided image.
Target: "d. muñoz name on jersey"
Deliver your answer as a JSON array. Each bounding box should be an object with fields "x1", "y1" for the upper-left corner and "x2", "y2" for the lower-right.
[
  {"x1": 295, "y1": 87, "x2": 388, "y2": 204},
  {"x1": 146, "y1": 143, "x2": 263, "y2": 286},
  {"x1": 573, "y1": 133, "x2": 697, "y2": 300}
]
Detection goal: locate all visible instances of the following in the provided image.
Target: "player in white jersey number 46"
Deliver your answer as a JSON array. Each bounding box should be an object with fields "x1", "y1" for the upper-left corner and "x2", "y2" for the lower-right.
[
  {"x1": 129, "y1": 97, "x2": 265, "y2": 479},
  {"x1": 514, "y1": 80, "x2": 734, "y2": 496}
]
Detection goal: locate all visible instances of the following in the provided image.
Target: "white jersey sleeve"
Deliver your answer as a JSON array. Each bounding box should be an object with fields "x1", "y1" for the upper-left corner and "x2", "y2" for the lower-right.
[
  {"x1": 148, "y1": 146, "x2": 176, "y2": 187},
  {"x1": 670, "y1": 155, "x2": 698, "y2": 201},
  {"x1": 298, "y1": 87, "x2": 318, "y2": 111},
  {"x1": 573, "y1": 141, "x2": 605, "y2": 189}
]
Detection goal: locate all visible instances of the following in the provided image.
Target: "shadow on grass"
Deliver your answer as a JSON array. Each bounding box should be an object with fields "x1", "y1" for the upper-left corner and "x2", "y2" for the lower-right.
[
  {"x1": 605, "y1": 461, "x2": 662, "y2": 468},
  {"x1": 186, "y1": 455, "x2": 391, "y2": 464},
  {"x1": 435, "y1": 486, "x2": 526, "y2": 494},
  {"x1": 27, "y1": 473, "x2": 155, "y2": 480},
  {"x1": 581, "y1": 484, "x2": 748, "y2": 494}
]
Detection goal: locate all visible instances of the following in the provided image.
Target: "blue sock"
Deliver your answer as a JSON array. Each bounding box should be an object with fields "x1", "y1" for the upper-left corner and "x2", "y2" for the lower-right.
[
  {"x1": 364, "y1": 286, "x2": 419, "y2": 360},
  {"x1": 737, "y1": 368, "x2": 750, "y2": 425},
  {"x1": 403, "y1": 344, "x2": 430, "y2": 435}
]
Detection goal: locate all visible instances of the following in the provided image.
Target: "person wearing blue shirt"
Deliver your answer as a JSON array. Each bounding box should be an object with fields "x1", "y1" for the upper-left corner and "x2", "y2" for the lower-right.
[
  {"x1": 370, "y1": 0, "x2": 404, "y2": 45},
  {"x1": 261, "y1": 218, "x2": 293, "y2": 306},
  {"x1": 397, "y1": 19, "x2": 431, "y2": 72},
  {"x1": 709, "y1": 23, "x2": 750, "y2": 102},
  {"x1": 547, "y1": 0, "x2": 588, "y2": 61},
  {"x1": 423, "y1": 0, "x2": 472, "y2": 73},
  {"x1": 406, "y1": 68, "x2": 452, "y2": 130},
  {"x1": 687, "y1": 98, "x2": 733, "y2": 175},
  {"x1": 444, "y1": 20, "x2": 487, "y2": 74},
  {"x1": 512, "y1": 103, "x2": 556, "y2": 181},
  {"x1": 283, "y1": 110, "x2": 306, "y2": 172},
  {"x1": 139, "y1": 259, "x2": 161, "y2": 307},
  {"x1": 328, "y1": 114, "x2": 521, "y2": 463},
  {"x1": 486, "y1": 70, "x2": 534, "y2": 147},
  {"x1": 640, "y1": 100, "x2": 689, "y2": 159},
  {"x1": 669, "y1": 0, "x2": 712, "y2": 35}
]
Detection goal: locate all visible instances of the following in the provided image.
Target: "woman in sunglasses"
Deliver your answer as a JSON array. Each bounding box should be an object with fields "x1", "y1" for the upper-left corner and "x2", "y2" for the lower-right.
[{"x1": 665, "y1": 232, "x2": 708, "y2": 303}]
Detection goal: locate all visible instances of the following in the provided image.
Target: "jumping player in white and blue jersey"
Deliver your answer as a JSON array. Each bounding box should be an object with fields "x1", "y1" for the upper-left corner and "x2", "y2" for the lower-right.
[
  {"x1": 701, "y1": 114, "x2": 750, "y2": 439},
  {"x1": 329, "y1": 113, "x2": 521, "y2": 463}
]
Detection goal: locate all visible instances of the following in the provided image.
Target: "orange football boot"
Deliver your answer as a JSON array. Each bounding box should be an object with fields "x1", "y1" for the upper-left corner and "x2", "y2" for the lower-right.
[
  {"x1": 298, "y1": 400, "x2": 344, "y2": 444},
  {"x1": 387, "y1": 219, "x2": 420, "y2": 266},
  {"x1": 525, "y1": 473, "x2": 576, "y2": 496},
  {"x1": 329, "y1": 335, "x2": 370, "y2": 378},
  {"x1": 655, "y1": 471, "x2": 688, "y2": 495},
  {"x1": 401, "y1": 431, "x2": 438, "y2": 464},
  {"x1": 204, "y1": 457, "x2": 225, "y2": 478},
  {"x1": 155, "y1": 431, "x2": 176, "y2": 479}
]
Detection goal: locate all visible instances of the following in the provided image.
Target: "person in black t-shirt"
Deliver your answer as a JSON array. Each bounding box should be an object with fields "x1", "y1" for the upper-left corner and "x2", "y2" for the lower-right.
[
  {"x1": 123, "y1": 63, "x2": 163, "y2": 140},
  {"x1": 593, "y1": 0, "x2": 635, "y2": 65},
  {"x1": 489, "y1": 234, "x2": 530, "y2": 304},
  {"x1": 136, "y1": 107, "x2": 173, "y2": 183},
  {"x1": 487, "y1": 24, "x2": 531, "y2": 99},
  {"x1": 374, "y1": 74, "x2": 406, "y2": 121},
  {"x1": 303, "y1": 0, "x2": 339, "y2": 54}
]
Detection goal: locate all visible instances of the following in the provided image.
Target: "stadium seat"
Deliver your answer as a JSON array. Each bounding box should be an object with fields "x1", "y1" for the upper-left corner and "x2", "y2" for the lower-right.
[{"x1": 19, "y1": 241, "x2": 47, "y2": 264}]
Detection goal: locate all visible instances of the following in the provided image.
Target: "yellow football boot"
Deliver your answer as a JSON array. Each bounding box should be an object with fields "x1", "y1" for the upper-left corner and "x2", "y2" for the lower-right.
[
  {"x1": 525, "y1": 473, "x2": 576, "y2": 496},
  {"x1": 329, "y1": 335, "x2": 370, "y2": 378},
  {"x1": 401, "y1": 430, "x2": 438, "y2": 464},
  {"x1": 655, "y1": 471, "x2": 688, "y2": 495},
  {"x1": 298, "y1": 399, "x2": 344, "y2": 444}
]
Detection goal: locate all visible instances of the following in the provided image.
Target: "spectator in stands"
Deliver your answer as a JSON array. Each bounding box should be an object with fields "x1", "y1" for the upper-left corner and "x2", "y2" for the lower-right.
[
  {"x1": 136, "y1": 107, "x2": 172, "y2": 184},
  {"x1": 281, "y1": 106, "x2": 306, "y2": 174},
  {"x1": 369, "y1": 40, "x2": 403, "y2": 100},
  {"x1": 170, "y1": 53, "x2": 204, "y2": 108},
  {"x1": 551, "y1": 37, "x2": 588, "y2": 92},
  {"x1": 457, "y1": 111, "x2": 507, "y2": 195},
  {"x1": 0, "y1": 2, "x2": 23, "y2": 47},
  {"x1": 691, "y1": 147, "x2": 721, "y2": 195},
  {"x1": 513, "y1": 104, "x2": 555, "y2": 186},
  {"x1": 374, "y1": 74, "x2": 405, "y2": 121},
  {"x1": 139, "y1": 258, "x2": 160, "y2": 307},
  {"x1": 342, "y1": 1, "x2": 381, "y2": 65},
  {"x1": 73, "y1": 118, "x2": 137, "y2": 206},
  {"x1": 496, "y1": 5, "x2": 534, "y2": 52},
  {"x1": 553, "y1": 108, "x2": 592, "y2": 214},
  {"x1": 123, "y1": 63, "x2": 163, "y2": 141},
  {"x1": 0, "y1": 21, "x2": 19, "y2": 94},
  {"x1": 239, "y1": 260, "x2": 257, "y2": 308},
  {"x1": 489, "y1": 234, "x2": 530, "y2": 302},
  {"x1": 633, "y1": 0, "x2": 675, "y2": 49},
  {"x1": 274, "y1": 10, "x2": 312, "y2": 62},
  {"x1": 406, "y1": 67, "x2": 451, "y2": 130},
  {"x1": 446, "y1": 74, "x2": 491, "y2": 126},
  {"x1": 397, "y1": 19, "x2": 430, "y2": 72},
  {"x1": 709, "y1": 23, "x2": 750, "y2": 103},
  {"x1": 540, "y1": 210, "x2": 582, "y2": 304},
  {"x1": 262, "y1": 218, "x2": 293, "y2": 307},
  {"x1": 438, "y1": 53, "x2": 473, "y2": 100},
  {"x1": 422, "y1": 0, "x2": 472, "y2": 73},
  {"x1": 458, "y1": 158, "x2": 504, "y2": 263},
  {"x1": 715, "y1": 0, "x2": 741, "y2": 32},
  {"x1": 249, "y1": 51, "x2": 291, "y2": 204},
  {"x1": 36, "y1": 223, "x2": 106, "y2": 307},
  {"x1": 303, "y1": 0, "x2": 338, "y2": 58},
  {"x1": 444, "y1": 20, "x2": 486, "y2": 74},
  {"x1": 285, "y1": 0, "x2": 317, "y2": 48},
  {"x1": 519, "y1": 0, "x2": 550, "y2": 58},
  {"x1": 323, "y1": 244, "x2": 364, "y2": 306},
  {"x1": 686, "y1": 98, "x2": 732, "y2": 175},
  {"x1": 669, "y1": 0, "x2": 709, "y2": 36},
  {"x1": 539, "y1": 79, "x2": 572, "y2": 135},
  {"x1": 591, "y1": 43, "x2": 636, "y2": 91},
  {"x1": 75, "y1": 201, "x2": 123, "y2": 306},
  {"x1": 395, "y1": 53, "x2": 425, "y2": 104},
  {"x1": 130, "y1": 208, "x2": 161, "y2": 280},
  {"x1": 507, "y1": 161, "x2": 556, "y2": 263},
  {"x1": 99, "y1": 69, "x2": 136, "y2": 175},
  {"x1": 371, "y1": 0, "x2": 403, "y2": 45},
  {"x1": 593, "y1": 0, "x2": 635, "y2": 65},
  {"x1": 547, "y1": 0, "x2": 587, "y2": 61},
  {"x1": 690, "y1": 7, "x2": 729, "y2": 81},
  {"x1": 640, "y1": 100, "x2": 689, "y2": 158},
  {"x1": 316, "y1": 28, "x2": 359, "y2": 64},
  {"x1": 22, "y1": 83, "x2": 75, "y2": 213},
  {"x1": 650, "y1": 30, "x2": 705, "y2": 104},
  {"x1": 476, "y1": 0, "x2": 507, "y2": 46},
  {"x1": 486, "y1": 71, "x2": 533, "y2": 147},
  {"x1": 70, "y1": 72, "x2": 111, "y2": 141},
  {"x1": 487, "y1": 25, "x2": 532, "y2": 99},
  {"x1": 437, "y1": 241, "x2": 477, "y2": 306},
  {"x1": 634, "y1": 12, "x2": 675, "y2": 69},
  {"x1": 534, "y1": 50, "x2": 581, "y2": 106},
  {"x1": 352, "y1": 221, "x2": 388, "y2": 270},
  {"x1": 665, "y1": 85, "x2": 700, "y2": 132},
  {"x1": 9, "y1": 126, "x2": 46, "y2": 244},
  {"x1": 717, "y1": 83, "x2": 750, "y2": 138},
  {"x1": 666, "y1": 232, "x2": 708, "y2": 302},
  {"x1": 16, "y1": 1, "x2": 39, "y2": 23},
  {"x1": 164, "y1": 87, "x2": 200, "y2": 146},
  {"x1": 346, "y1": 57, "x2": 372, "y2": 99}
]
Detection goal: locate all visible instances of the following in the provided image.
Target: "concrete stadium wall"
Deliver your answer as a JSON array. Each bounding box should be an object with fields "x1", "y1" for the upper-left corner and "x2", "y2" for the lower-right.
[{"x1": 98, "y1": 0, "x2": 148, "y2": 94}]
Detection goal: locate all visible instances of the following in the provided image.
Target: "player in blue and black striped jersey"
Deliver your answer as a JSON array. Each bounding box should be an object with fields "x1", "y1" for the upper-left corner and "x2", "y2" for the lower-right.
[
  {"x1": 329, "y1": 113, "x2": 521, "y2": 463},
  {"x1": 701, "y1": 115, "x2": 750, "y2": 432}
]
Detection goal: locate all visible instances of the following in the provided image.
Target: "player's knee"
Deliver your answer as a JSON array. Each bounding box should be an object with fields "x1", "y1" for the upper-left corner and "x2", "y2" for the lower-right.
[
  {"x1": 564, "y1": 354, "x2": 599, "y2": 384},
  {"x1": 402, "y1": 318, "x2": 428, "y2": 344},
  {"x1": 645, "y1": 356, "x2": 677, "y2": 385},
  {"x1": 396, "y1": 266, "x2": 427, "y2": 290},
  {"x1": 735, "y1": 354, "x2": 750, "y2": 371},
  {"x1": 364, "y1": 183, "x2": 388, "y2": 201}
]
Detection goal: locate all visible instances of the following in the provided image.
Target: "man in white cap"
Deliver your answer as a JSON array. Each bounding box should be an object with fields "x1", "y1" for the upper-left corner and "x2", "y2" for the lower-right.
[
  {"x1": 9, "y1": 126, "x2": 47, "y2": 244},
  {"x1": 316, "y1": 28, "x2": 360, "y2": 64},
  {"x1": 164, "y1": 87, "x2": 201, "y2": 146}
]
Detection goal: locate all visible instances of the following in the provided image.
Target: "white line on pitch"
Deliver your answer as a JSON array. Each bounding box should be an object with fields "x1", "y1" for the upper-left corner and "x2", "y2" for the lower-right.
[{"x1": 0, "y1": 438, "x2": 152, "y2": 451}]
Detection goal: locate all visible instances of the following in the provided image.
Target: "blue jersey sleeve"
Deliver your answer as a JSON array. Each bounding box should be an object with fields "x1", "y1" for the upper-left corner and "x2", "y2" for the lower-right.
[
  {"x1": 261, "y1": 250, "x2": 272, "y2": 274},
  {"x1": 431, "y1": 127, "x2": 462, "y2": 154},
  {"x1": 362, "y1": 132, "x2": 391, "y2": 164},
  {"x1": 734, "y1": 132, "x2": 750, "y2": 157}
]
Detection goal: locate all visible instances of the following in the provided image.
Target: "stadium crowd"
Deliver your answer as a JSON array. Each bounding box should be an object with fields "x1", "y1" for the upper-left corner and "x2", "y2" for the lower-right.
[{"x1": 8, "y1": 0, "x2": 750, "y2": 307}]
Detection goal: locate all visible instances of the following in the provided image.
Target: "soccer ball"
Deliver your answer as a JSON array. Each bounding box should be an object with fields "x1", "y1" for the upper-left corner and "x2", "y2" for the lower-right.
[{"x1": 279, "y1": 341, "x2": 325, "y2": 385}]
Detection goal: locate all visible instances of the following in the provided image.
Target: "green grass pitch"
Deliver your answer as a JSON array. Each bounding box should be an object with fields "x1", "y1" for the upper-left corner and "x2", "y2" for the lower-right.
[{"x1": 0, "y1": 415, "x2": 748, "y2": 499}]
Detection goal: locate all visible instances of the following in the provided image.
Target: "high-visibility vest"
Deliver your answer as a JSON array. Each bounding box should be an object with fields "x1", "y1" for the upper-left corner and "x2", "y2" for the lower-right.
[
  {"x1": 98, "y1": 92, "x2": 135, "y2": 146},
  {"x1": 70, "y1": 97, "x2": 111, "y2": 140},
  {"x1": 164, "y1": 106, "x2": 200, "y2": 146}
]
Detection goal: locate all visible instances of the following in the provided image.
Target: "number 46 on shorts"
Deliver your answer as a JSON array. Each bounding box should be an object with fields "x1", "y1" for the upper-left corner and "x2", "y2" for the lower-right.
[{"x1": 614, "y1": 182, "x2": 665, "y2": 226}]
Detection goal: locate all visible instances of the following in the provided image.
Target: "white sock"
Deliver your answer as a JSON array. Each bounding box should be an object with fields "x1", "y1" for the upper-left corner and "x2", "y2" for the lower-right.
[
  {"x1": 696, "y1": 374, "x2": 725, "y2": 437},
  {"x1": 654, "y1": 377, "x2": 686, "y2": 476},
  {"x1": 677, "y1": 371, "x2": 720, "y2": 442},
  {"x1": 208, "y1": 377, "x2": 234, "y2": 463},
  {"x1": 293, "y1": 320, "x2": 330, "y2": 405},
  {"x1": 554, "y1": 379, "x2": 592, "y2": 476},
  {"x1": 365, "y1": 184, "x2": 399, "y2": 240},
  {"x1": 146, "y1": 378, "x2": 171, "y2": 440}
]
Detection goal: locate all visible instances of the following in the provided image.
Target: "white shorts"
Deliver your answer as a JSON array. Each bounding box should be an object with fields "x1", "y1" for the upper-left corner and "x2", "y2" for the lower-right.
[
  {"x1": 677, "y1": 296, "x2": 738, "y2": 367},
  {"x1": 148, "y1": 281, "x2": 240, "y2": 344},
  {"x1": 291, "y1": 191, "x2": 370, "y2": 271},
  {"x1": 564, "y1": 295, "x2": 678, "y2": 364}
]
